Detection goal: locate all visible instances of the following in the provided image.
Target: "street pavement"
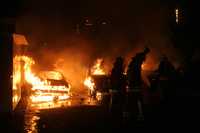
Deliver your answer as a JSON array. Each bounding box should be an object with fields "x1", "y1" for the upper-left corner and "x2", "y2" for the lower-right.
[{"x1": 2, "y1": 91, "x2": 200, "y2": 133}]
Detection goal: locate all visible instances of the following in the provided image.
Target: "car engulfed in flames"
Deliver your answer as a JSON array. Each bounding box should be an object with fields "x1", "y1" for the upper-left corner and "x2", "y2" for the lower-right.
[
  {"x1": 84, "y1": 58, "x2": 110, "y2": 100},
  {"x1": 13, "y1": 55, "x2": 71, "y2": 109},
  {"x1": 30, "y1": 71, "x2": 71, "y2": 103}
]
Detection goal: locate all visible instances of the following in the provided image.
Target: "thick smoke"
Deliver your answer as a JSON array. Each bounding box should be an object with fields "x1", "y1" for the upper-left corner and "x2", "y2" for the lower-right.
[{"x1": 16, "y1": 0, "x2": 181, "y2": 89}]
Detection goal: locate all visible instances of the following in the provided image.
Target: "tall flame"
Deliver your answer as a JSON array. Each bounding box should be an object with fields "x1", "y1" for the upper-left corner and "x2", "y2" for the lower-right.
[
  {"x1": 13, "y1": 56, "x2": 22, "y2": 90},
  {"x1": 14, "y1": 56, "x2": 48, "y2": 88}
]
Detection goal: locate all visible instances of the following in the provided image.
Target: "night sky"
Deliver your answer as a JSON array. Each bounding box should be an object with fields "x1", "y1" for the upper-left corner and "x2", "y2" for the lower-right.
[
  {"x1": 2, "y1": 0, "x2": 198, "y2": 88},
  {"x1": 16, "y1": 0, "x2": 169, "y2": 49},
  {"x1": 14, "y1": 0, "x2": 181, "y2": 68}
]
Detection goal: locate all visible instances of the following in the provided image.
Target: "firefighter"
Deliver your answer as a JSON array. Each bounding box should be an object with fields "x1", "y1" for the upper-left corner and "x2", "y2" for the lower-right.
[
  {"x1": 126, "y1": 47, "x2": 150, "y2": 120},
  {"x1": 156, "y1": 55, "x2": 177, "y2": 103},
  {"x1": 157, "y1": 55, "x2": 176, "y2": 78},
  {"x1": 110, "y1": 56, "x2": 126, "y2": 115},
  {"x1": 110, "y1": 56, "x2": 126, "y2": 92}
]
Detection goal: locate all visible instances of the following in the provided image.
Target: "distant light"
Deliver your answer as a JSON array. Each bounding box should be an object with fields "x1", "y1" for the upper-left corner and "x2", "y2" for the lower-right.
[
  {"x1": 84, "y1": 19, "x2": 93, "y2": 26},
  {"x1": 175, "y1": 8, "x2": 179, "y2": 24},
  {"x1": 102, "y1": 21, "x2": 107, "y2": 25}
]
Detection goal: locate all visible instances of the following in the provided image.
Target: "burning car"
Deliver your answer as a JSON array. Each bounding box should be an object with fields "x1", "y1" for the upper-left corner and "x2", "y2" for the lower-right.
[
  {"x1": 84, "y1": 58, "x2": 110, "y2": 99},
  {"x1": 13, "y1": 55, "x2": 71, "y2": 106},
  {"x1": 30, "y1": 71, "x2": 71, "y2": 103},
  {"x1": 90, "y1": 75, "x2": 110, "y2": 95}
]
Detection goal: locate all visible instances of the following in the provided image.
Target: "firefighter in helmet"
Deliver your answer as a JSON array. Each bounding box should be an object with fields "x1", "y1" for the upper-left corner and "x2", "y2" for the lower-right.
[{"x1": 126, "y1": 47, "x2": 150, "y2": 120}]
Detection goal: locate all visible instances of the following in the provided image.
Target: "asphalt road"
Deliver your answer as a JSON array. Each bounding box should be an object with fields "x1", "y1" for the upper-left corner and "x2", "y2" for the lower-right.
[
  {"x1": 22, "y1": 94, "x2": 145, "y2": 133},
  {"x1": 2, "y1": 92, "x2": 200, "y2": 133}
]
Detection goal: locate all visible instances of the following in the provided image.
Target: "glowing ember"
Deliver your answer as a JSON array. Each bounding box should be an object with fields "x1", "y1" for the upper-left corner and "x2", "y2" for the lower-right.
[{"x1": 13, "y1": 55, "x2": 70, "y2": 104}]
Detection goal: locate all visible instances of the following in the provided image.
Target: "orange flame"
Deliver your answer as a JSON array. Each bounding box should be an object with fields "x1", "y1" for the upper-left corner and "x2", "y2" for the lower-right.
[
  {"x1": 84, "y1": 58, "x2": 106, "y2": 92},
  {"x1": 91, "y1": 58, "x2": 105, "y2": 75},
  {"x1": 84, "y1": 76, "x2": 95, "y2": 91},
  {"x1": 13, "y1": 55, "x2": 70, "y2": 105}
]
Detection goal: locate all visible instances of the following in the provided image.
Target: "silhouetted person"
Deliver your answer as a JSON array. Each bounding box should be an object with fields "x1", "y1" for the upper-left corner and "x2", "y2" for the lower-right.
[
  {"x1": 110, "y1": 56, "x2": 126, "y2": 92},
  {"x1": 127, "y1": 47, "x2": 150, "y2": 89},
  {"x1": 157, "y1": 55, "x2": 176, "y2": 78},
  {"x1": 126, "y1": 47, "x2": 150, "y2": 120},
  {"x1": 156, "y1": 55, "x2": 177, "y2": 103},
  {"x1": 110, "y1": 57, "x2": 126, "y2": 117}
]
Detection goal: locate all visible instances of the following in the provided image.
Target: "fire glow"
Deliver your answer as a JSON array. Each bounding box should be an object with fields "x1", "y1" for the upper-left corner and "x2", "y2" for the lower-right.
[
  {"x1": 84, "y1": 58, "x2": 106, "y2": 92},
  {"x1": 91, "y1": 58, "x2": 106, "y2": 75},
  {"x1": 84, "y1": 76, "x2": 95, "y2": 91},
  {"x1": 13, "y1": 55, "x2": 70, "y2": 104}
]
